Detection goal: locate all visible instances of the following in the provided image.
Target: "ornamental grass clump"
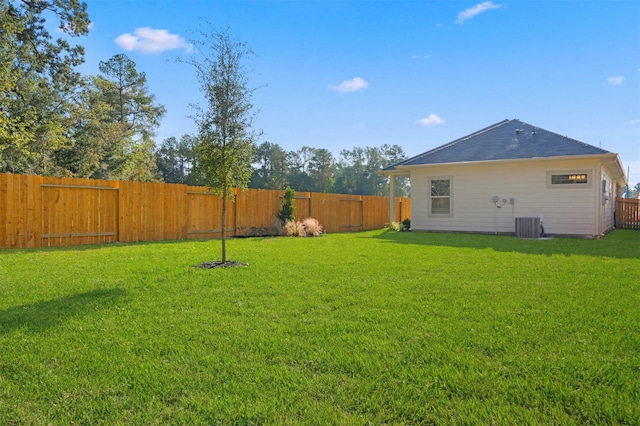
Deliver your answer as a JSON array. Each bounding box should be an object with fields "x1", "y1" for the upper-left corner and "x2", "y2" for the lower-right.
[
  {"x1": 301, "y1": 217, "x2": 323, "y2": 236},
  {"x1": 283, "y1": 217, "x2": 323, "y2": 237}
]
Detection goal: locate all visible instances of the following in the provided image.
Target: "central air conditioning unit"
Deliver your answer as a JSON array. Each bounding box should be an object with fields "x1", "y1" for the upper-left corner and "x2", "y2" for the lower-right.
[{"x1": 515, "y1": 217, "x2": 541, "y2": 239}]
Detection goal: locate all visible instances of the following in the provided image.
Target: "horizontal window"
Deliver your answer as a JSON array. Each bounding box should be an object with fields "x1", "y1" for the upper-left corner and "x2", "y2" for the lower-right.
[
  {"x1": 551, "y1": 174, "x2": 588, "y2": 184},
  {"x1": 546, "y1": 170, "x2": 592, "y2": 189}
]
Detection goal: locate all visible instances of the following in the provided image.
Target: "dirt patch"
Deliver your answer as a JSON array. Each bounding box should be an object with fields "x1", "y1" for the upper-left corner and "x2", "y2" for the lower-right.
[{"x1": 195, "y1": 261, "x2": 248, "y2": 269}]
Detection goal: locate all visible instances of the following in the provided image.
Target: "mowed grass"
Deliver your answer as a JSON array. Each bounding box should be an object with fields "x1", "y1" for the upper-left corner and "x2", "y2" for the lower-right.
[{"x1": 1, "y1": 230, "x2": 639, "y2": 425}]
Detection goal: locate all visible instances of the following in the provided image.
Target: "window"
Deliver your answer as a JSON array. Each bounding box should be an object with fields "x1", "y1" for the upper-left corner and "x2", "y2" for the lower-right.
[
  {"x1": 551, "y1": 174, "x2": 588, "y2": 184},
  {"x1": 547, "y1": 170, "x2": 592, "y2": 188},
  {"x1": 429, "y1": 178, "x2": 451, "y2": 216}
]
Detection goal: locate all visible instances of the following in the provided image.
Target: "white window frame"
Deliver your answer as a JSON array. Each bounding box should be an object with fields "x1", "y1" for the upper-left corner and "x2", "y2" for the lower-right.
[{"x1": 428, "y1": 176, "x2": 453, "y2": 217}]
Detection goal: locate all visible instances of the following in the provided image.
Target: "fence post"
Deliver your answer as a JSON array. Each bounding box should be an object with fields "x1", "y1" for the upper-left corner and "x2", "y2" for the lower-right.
[{"x1": 33, "y1": 175, "x2": 43, "y2": 248}]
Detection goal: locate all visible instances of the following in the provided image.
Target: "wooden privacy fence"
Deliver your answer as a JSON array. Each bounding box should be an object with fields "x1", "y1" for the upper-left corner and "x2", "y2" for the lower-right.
[
  {"x1": 0, "y1": 173, "x2": 410, "y2": 248},
  {"x1": 616, "y1": 197, "x2": 640, "y2": 230}
]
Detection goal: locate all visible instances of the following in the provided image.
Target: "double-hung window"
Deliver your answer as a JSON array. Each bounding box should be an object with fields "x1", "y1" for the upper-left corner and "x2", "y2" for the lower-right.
[{"x1": 429, "y1": 177, "x2": 452, "y2": 216}]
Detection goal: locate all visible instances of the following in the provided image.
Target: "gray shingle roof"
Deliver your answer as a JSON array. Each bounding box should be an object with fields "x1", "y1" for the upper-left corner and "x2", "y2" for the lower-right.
[{"x1": 387, "y1": 119, "x2": 612, "y2": 170}]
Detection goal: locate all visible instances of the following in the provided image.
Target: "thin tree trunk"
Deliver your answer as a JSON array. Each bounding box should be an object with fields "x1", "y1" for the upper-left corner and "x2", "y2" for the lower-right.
[{"x1": 221, "y1": 194, "x2": 227, "y2": 263}]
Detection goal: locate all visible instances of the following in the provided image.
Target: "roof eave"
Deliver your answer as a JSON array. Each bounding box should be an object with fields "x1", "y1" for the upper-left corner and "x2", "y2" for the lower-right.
[
  {"x1": 601, "y1": 153, "x2": 627, "y2": 184},
  {"x1": 394, "y1": 153, "x2": 627, "y2": 178},
  {"x1": 376, "y1": 168, "x2": 410, "y2": 177}
]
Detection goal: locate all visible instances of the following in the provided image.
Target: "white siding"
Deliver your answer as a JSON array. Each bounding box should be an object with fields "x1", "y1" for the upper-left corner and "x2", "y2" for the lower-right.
[{"x1": 410, "y1": 158, "x2": 603, "y2": 237}]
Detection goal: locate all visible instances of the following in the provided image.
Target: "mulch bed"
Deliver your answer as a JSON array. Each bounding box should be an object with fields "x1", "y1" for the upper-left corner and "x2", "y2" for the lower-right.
[{"x1": 195, "y1": 261, "x2": 248, "y2": 269}]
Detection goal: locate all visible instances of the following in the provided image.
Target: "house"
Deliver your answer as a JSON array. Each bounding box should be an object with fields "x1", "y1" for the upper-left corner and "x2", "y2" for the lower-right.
[{"x1": 380, "y1": 119, "x2": 627, "y2": 238}]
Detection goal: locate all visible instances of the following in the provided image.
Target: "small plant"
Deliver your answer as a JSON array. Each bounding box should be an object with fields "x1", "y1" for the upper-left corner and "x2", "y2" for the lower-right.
[
  {"x1": 387, "y1": 222, "x2": 402, "y2": 231},
  {"x1": 387, "y1": 219, "x2": 411, "y2": 232},
  {"x1": 282, "y1": 217, "x2": 324, "y2": 237},
  {"x1": 277, "y1": 186, "x2": 296, "y2": 224},
  {"x1": 282, "y1": 219, "x2": 302, "y2": 237},
  {"x1": 301, "y1": 217, "x2": 323, "y2": 236}
]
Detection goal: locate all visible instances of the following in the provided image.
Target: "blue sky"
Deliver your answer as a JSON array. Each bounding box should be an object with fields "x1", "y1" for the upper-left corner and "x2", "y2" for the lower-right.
[{"x1": 78, "y1": 0, "x2": 640, "y2": 187}]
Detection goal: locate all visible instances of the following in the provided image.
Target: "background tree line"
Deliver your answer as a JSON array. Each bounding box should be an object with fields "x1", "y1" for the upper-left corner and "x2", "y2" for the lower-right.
[
  {"x1": 156, "y1": 139, "x2": 410, "y2": 196},
  {"x1": 1, "y1": 0, "x2": 408, "y2": 196}
]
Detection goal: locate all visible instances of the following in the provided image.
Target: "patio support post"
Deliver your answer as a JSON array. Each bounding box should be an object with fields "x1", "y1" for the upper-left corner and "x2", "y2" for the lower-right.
[{"x1": 389, "y1": 175, "x2": 396, "y2": 223}]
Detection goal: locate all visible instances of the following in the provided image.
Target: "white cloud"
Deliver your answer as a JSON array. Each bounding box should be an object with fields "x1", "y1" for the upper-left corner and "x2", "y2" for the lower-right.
[
  {"x1": 456, "y1": 1, "x2": 503, "y2": 24},
  {"x1": 627, "y1": 118, "x2": 640, "y2": 125},
  {"x1": 417, "y1": 114, "x2": 445, "y2": 127},
  {"x1": 411, "y1": 54, "x2": 432, "y2": 60},
  {"x1": 353, "y1": 122, "x2": 365, "y2": 129},
  {"x1": 607, "y1": 76, "x2": 624, "y2": 86},
  {"x1": 329, "y1": 77, "x2": 368, "y2": 93},
  {"x1": 115, "y1": 27, "x2": 191, "y2": 54}
]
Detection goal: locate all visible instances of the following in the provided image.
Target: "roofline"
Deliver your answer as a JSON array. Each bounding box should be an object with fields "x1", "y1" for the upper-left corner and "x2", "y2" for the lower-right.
[
  {"x1": 383, "y1": 118, "x2": 617, "y2": 173},
  {"x1": 387, "y1": 153, "x2": 626, "y2": 181},
  {"x1": 376, "y1": 169, "x2": 410, "y2": 177},
  {"x1": 386, "y1": 119, "x2": 511, "y2": 169}
]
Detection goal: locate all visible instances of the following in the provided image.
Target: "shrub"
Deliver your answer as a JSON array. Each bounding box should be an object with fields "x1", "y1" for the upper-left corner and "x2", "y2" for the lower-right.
[
  {"x1": 387, "y1": 222, "x2": 402, "y2": 232},
  {"x1": 387, "y1": 219, "x2": 411, "y2": 232},
  {"x1": 277, "y1": 186, "x2": 296, "y2": 224}
]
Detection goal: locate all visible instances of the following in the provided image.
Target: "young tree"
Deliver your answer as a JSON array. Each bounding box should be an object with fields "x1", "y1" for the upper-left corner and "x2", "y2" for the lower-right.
[
  {"x1": 277, "y1": 186, "x2": 296, "y2": 224},
  {"x1": 182, "y1": 25, "x2": 260, "y2": 264}
]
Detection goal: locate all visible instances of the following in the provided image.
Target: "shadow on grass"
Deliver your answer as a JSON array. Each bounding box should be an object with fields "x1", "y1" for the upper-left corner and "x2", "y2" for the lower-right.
[
  {"x1": 0, "y1": 288, "x2": 126, "y2": 335},
  {"x1": 0, "y1": 238, "x2": 212, "y2": 255},
  {"x1": 371, "y1": 229, "x2": 640, "y2": 260}
]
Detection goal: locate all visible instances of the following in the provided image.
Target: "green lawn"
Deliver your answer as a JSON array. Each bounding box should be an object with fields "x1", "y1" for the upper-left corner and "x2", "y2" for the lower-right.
[{"x1": 1, "y1": 230, "x2": 639, "y2": 424}]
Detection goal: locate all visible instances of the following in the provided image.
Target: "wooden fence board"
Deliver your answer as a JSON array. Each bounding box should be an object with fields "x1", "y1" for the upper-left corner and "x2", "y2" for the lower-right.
[
  {"x1": 339, "y1": 196, "x2": 363, "y2": 232},
  {"x1": 0, "y1": 175, "x2": 7, "y2": 247},
  {"x1": 130, "y1": 181, "x2": 139, "y2": 242},
  {"x1": 363, "y1": 196, "x2": 386, "y2": 230},
  {"x1": 28, "y1": 175, "x2": 40, "y2": 247},
  {"x1": 118, "y1": 181, "x2": 130, "y2": 243},
  {"x1": 186, "y1": 188, "x2": 225, "y2": 239},
  {"x1": 17, "y1": 175, "x2": 27, "y2": 247},
  {"x1": 1, "y1": 173, "x2": 411, "y2": 248},
  {"x1": 295, "y1": 193, "x2": 312, "y2": 220},
  {"x1": 235, "y1": 188, "x2": 281, "y2": 235},
  {"x1": 616, "y1": 197, "x2": 640, "y2": 230},
  {"x1": 7, "y1": 174, "x2": 16, "y2": 247},
  {"x1": 39, "y1": 177, "x2": 118, "y2": 247},
  {"x1": 310, "y1": 192, "x2": 336, "y2": 233}
]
